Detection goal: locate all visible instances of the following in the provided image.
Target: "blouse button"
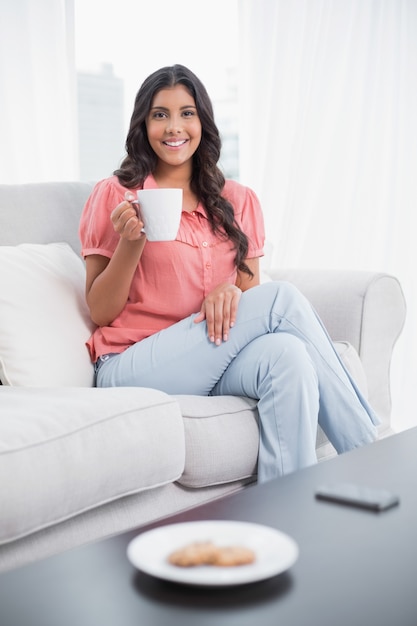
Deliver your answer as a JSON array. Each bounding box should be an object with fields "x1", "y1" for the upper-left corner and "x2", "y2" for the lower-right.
[{"x1": 202, "y1": 241, "x2": 208, "y2": 247}]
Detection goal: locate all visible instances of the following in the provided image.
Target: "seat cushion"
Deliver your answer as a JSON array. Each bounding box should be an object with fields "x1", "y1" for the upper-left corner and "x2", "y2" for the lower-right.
[
  {"x1": 0, "y1": 387, "x2": 185, "y2": 544},
  {"x1": 175, "y1": 395, "x2": 259, "y2": 488}
]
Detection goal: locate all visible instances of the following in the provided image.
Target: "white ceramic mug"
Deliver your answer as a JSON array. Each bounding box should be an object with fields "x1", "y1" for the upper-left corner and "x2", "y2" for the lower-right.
[{"x1": 136, "y1": 188, "x2": 182, "y2": 241}]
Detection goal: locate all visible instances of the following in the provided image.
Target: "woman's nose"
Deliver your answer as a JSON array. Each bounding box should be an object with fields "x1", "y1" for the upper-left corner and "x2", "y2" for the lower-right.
[{"x1": 166, "y1": 116, "x2": 182, "y2": 133}]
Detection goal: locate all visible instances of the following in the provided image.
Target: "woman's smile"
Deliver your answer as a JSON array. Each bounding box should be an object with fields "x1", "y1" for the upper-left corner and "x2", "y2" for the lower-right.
[{"x1": 162, "y1": 139, "x2": 188, "y2": 148}]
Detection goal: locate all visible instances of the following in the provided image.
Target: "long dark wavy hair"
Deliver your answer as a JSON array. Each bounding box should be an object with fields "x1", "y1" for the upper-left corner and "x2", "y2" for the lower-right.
[{"x1": 114, "y1": 64, "x2": 253, "y2": 278}]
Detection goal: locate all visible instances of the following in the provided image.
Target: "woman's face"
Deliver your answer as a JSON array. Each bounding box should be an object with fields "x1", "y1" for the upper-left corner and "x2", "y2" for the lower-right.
[{"x1": 145, "y1": 84, "x2": 202, "y2": 172}]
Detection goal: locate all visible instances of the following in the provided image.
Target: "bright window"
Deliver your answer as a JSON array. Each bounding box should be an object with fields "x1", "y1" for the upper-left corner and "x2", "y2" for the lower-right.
[{"x1": 74, "y1": 0, "x2": 239, "y2": 181}]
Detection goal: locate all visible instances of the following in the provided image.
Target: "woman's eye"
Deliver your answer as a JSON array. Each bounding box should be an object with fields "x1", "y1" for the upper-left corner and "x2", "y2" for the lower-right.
[
  {"x1": 183, "y1": 110, "x2": 195, "y2": 117},
  {"x1": 152, "y1": 111, "x2": 167, "y2": 119}
]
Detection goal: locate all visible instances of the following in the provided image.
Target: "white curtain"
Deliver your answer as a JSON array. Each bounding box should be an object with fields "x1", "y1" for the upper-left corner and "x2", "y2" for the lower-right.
[
  {"x1": 238, "y1": 0, "x2": 416, "y2": 431},
  {"x1": 0, "y1": 0, "x2": 78, "y2": 183}
]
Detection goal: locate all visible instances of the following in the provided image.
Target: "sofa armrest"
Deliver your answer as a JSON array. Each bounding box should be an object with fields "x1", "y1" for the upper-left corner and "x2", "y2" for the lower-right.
[{"x1": 266, "y1": 268, "x2": 407, "y2": 430}]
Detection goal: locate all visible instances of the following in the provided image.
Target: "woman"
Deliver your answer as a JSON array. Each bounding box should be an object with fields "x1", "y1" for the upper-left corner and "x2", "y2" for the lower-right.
[{"x1": 79, "y1": 64, "x2": 379, "y2": 483}]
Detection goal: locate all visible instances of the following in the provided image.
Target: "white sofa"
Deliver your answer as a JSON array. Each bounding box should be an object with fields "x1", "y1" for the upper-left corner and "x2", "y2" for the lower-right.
[{"x1": 0, "y1": 181, "x2": 406, "y2": 572}]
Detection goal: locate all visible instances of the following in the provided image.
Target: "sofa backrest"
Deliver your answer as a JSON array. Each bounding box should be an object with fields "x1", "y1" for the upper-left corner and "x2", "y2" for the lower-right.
[{"x1": 0, "y1": 181, "x2": 94, "y2": 256}]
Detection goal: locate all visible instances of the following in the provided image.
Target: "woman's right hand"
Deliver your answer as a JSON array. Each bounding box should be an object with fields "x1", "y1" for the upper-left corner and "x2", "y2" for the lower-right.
[
  {"x1": 111, "y1": 193, "x2": 145, "y2": 241},
  {"x1": 86, "y1": 192, "x2": 147, "y2": 326}
]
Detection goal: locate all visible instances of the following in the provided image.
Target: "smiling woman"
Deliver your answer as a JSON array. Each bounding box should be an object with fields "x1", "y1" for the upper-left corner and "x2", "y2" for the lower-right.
[{"x1": 78, "y1": 63, "x2": 379, "y2": 485}]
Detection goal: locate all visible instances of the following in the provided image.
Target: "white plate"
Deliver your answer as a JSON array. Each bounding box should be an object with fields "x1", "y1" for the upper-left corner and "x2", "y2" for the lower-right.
[{"x1": 127, "y1": 520, "x2": 299, "y2": 586}]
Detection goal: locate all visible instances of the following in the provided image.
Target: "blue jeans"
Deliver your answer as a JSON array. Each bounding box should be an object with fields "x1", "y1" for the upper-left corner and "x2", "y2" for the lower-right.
[{"x1": 96, "y1": 281, "x2": 379, "y2": 482}]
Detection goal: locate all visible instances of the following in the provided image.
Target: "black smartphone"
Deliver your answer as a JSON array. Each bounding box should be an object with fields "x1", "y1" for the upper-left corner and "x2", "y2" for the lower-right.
[{"x1": 315, "y1": 482, "x2": 399, "y2": 512}]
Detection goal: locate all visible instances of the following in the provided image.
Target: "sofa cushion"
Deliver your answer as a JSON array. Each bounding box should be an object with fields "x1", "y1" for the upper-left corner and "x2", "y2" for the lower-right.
[
  {"x1": 334, "y1": 340, "x2": 368, "y2": 396},
  {"x1": 0, "y1": 242, "x2": 95, "y2": 387},
  {"x1": 0, "y1": 386, "x2": 185, "y2": 544},
  {"x1": 175, "y1": 395, "x2": 259, "y2": 488},
  {"x1": 315, "y1": 340, "x2": 368, "y2": 460}
]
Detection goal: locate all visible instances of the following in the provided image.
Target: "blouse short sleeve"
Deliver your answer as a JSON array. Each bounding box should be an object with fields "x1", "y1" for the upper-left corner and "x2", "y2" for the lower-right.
[
  {"x1": 223, "y1": 180, "x2": 265, "y2": 258},
  {"x1": 79, "y1": 176, "x2": 130, "y2": 258}
]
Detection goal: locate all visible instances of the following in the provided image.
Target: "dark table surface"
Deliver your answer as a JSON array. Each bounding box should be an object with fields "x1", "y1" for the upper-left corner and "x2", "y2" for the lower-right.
[{"x1": 1, "y1": 427, "x2": 417, "y2": 626}]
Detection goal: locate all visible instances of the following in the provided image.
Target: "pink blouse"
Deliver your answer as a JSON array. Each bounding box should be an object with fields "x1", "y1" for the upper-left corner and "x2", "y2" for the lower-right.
[{"x1": 79, "y1": 175, "x2": 265, "y2": 361}]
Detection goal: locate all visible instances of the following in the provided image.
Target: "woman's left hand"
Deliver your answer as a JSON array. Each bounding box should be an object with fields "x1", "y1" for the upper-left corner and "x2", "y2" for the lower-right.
[{"x1": 194, "y1": 282, "x2": 242, "y2": 345}]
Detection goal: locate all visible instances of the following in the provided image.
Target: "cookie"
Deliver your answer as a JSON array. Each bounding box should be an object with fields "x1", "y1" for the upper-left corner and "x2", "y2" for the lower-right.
[
  {"x1": 212, "y1": 545, "x2": 256, "y2": 567},
  {"x1": 167, "y1": 541, "x2": 218, "y2": 567},
  {"x1": 167, "y1": 541, "x2": 256, "y2": 567}
]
